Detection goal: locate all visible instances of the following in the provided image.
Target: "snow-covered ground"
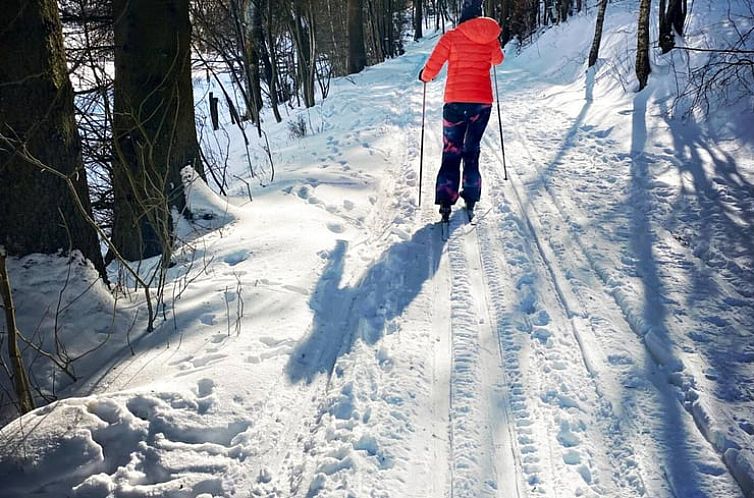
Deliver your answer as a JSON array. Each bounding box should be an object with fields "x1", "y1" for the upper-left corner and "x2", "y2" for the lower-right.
[{"x1": 1, "y1": 1, "x2": 753, "y2": 497}]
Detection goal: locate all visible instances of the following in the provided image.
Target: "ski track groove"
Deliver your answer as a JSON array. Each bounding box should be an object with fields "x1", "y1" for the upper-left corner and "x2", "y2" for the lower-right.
[
  {"x1": 422, "y1": 86, "x2": 456, "y2": 498},
  {"x1": 422, "y1": 90, "x2": 454, "y2": 498},
  {"x1": 446, "y1": 214, "x2": 491, "y2": 496},
  {"x1": 422, "y1": 80, "x2": 518, "y2": 498},
  {"x1": 487, "y1": 148, "x2": 654, "y2": 495},
  {"x1": 488, "y1": 92, "x2": 744, "y2": 497},
  {"x1": 474, "y1": 167, "x2": 586, "y2": 497}
]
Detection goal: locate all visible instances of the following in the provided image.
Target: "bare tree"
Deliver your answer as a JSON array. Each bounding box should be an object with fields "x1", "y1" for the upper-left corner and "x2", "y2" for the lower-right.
[
  {"x1": 289, "y1": 1, "x2": 317, "y2": 108},
  {"x1": 636, "y1": 0, "x2": 652, "y2": 90},
  {"x1": 348, "y1": 0, "x2": 367, "y2": 73},
  {"x1": 659, "y1": 0, "x2": 687, "y2": 54},
  {"x1": 414, "y1": 0, "x2": 423, "y2": 40},
  {"x1": 588, "y1": 0, "x2": 609, "y2": 68},
  {"x1": 0, "y1": 248, "x2": 35, "y2": 415}
]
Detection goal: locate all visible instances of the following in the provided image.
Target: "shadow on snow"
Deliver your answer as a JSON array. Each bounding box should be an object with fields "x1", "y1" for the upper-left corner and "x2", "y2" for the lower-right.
[{"x1": 286, "y1": 222, "x2": 450, "y2": 384}]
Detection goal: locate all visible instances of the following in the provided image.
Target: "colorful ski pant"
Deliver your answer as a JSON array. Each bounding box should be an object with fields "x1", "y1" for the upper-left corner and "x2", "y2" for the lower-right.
[{"x1": 434, "y1": 102, "x2": 492, "y2": 206}]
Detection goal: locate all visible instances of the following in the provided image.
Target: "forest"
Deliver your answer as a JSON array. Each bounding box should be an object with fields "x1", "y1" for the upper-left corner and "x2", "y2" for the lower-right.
[
  {"x1": 2, "y1": 0, "x2": 754, "y2": 495},
  {"x1": 0, "y1": 0, "x2": 648, "y2": 417}
]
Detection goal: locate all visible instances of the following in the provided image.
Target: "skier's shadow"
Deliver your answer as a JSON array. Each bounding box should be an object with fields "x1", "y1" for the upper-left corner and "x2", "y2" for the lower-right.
[{"x1": 286, "y1": 221, "x2": 454, "y2": 383}]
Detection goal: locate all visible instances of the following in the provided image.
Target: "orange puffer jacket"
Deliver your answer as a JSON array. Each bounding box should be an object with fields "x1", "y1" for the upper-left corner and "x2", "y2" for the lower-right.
[{"x1": 421, "y1": 17, "x2": 504, "y2": 104}]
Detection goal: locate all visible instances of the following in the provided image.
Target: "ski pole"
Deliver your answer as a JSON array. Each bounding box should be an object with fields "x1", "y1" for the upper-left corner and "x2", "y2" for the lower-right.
[
  {"x1": 419, "y1": 82, "x2": 427, "y2": 206},
  {"x1": 493, "y1": 65, "x2": 508, "y2": 181}
]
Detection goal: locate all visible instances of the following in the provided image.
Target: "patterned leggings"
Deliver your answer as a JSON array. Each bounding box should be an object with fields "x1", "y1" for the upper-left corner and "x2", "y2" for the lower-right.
[{"x1": 434, "y1": 102, "x2": 492, "y2": 206}]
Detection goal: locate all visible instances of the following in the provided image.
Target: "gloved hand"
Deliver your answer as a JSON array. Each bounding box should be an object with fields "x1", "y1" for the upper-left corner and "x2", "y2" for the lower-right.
[{"x1": 418, "y1": 69, "x2": 426, "y2": 83}]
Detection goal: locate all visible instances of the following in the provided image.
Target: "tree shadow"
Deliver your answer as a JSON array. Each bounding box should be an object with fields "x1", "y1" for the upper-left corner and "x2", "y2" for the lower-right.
[
  {"x1": 661, "y1": 104, "x2": 754, "y2": 302},
  {"x1": 522, "y1": 82, "x2": 593, "y2": 204},
  {"x1": 658, "y1": 103, "x2": 754, "y2": 406},
  {"x1": 629, "y1": 90, "x2": 708, "y2": 495},
  {"x1": 286, "y1": 221, "x2": 451, "y2": 384}
]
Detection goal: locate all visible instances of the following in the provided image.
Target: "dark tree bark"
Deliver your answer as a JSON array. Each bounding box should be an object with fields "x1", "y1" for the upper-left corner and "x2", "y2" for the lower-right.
[
  {"x1": 253, "y1": 0, "x2": 281, "y2": 123},
  {"x1": 111, "y1": 0, "x2": 203, "y2": 261},
  {"x1": 557, "y1": 0, "x2": 569, "y2": 23},
  {"x1": 264, "y1": 1, "x2": 284, "y2": 122},
  {"x1": 384, "y1": 0, "x2": 395, "y2": 57},
  {"x1": 636, "y1": 0, "x2": 652, "y2": 90},
  {"x1": 588, "y1": 0, "x2": 609, "y2": 67},
  {"x1": 414, "y1": 0, "x2": 423, "y2": 40},
  {"x1": 0, "y1": 0, "x2": 105, "y2": 274},
  {"x1": 500, "y1": 0, "x2": 513, "y2": 44},
  {"x1": 236, "y1": 0, "x2": 263, "y2": 135},
  {"x1": 347, "y1": 0, "x2": 367, "y2": 73},
  {"x1": 290, "y1": 3, "x2": 316, "y2": 107},
  {"x1": 659, "y1": 0, "x2": 688, "y2": 54},
  {"x1": 0, "y1": 249, "x2": 35, "y2": 415},
  {"x1": 483, "y1": 0, "x2": 494, "y2": 20},
  {"x1": 0, "y1": 249, "x2": 34, "y2": 414}
]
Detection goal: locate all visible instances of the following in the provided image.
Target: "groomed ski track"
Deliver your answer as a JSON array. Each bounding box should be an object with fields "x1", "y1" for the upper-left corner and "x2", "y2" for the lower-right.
[
  {"x1": 247, "y1": 34, "x2": 746, "y2": 494},
  {"x1": 257, "y1": 31, "x2": 741, "y2": 497},
  {"x1": 240, "y1": 23, "x2": 750, "y2": 493}
]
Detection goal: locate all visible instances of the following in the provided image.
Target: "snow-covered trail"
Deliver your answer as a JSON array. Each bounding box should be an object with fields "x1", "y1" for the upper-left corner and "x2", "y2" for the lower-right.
[
  {"x1": 400, "y1": 31, "x2": 749, "y2": 497},
  {"x1": 2, "y1": 14, "x2": 754, "y2": 497},
  {"x1": 254, "y1": 28, "x2": 750, "y2": 496},
  {"x1": 469, "y1": 57, "x2": 749, "y2": 497}
]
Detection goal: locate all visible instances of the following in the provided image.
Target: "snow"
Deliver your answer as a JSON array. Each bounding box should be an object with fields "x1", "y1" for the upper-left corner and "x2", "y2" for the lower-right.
[{"x1": 2, "y1": 0, "x2": 753, "y2": 497}]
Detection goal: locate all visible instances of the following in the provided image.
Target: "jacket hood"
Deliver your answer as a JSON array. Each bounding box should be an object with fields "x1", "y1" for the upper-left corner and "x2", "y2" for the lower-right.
[{"x1": 457, "y1": 17, "x2": 501, "y2": 44}]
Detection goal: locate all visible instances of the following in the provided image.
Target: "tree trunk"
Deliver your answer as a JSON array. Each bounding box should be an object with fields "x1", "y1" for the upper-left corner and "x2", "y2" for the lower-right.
[
  {"x1": 253, "y1": 0, "x2": 281, "y2": 123},
  {"x1": 414, "y1": 0, "x2": 423, "y2": 40},
  {"x1": 0, "y1": 249, "x2": 35, "y2": 415},
  {"x1": 659, "y1": 0, "x2": 687, "y2": 54},
  {"x1": 671, "y1": 0, "x2": 687, "y2": 36},
  {"x1": 367, "y1": 0, "x2": 385, "y2": 62},
  {"x1": 111, "y1": 0, "x2": 203, "y2": 261},
  {"x1": 544, "y1": 0, "x2": 554, "y2": 25},
  {"x1": 264, "y1": 1, "x2": 283, "y2": 122},
  {"x1": 385, "y1": 0, "x2": 395, "y2": 57},
  {"x1": 290, "y1": 5, "x2": 316, "y2": 108},
  {"x1": 636, "y1": 0, "x2": 652, "y2": 90},
  {"x1": 558, "y1": 0, "x2": 569, "y2": 23},
  {"x1": 0, "y1": 0, "x2": 105, "y2": 275},
  {"x1": 239, "y1": 0, "x2": 263, "y2": 136},
  {"x1": 588, "y1": 0, "x2": 608, "y2": 67},
  {"x1": 348, "y1": 0, "x2": 367, "y2": 73},
  {"x1": 500, "y1": 0, "x2": 512, "y2": 44}
]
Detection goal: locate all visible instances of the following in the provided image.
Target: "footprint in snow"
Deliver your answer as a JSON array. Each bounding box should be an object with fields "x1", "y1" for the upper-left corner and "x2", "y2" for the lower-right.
[
  {"x1": 224, "y1": 250, "x2": 249, "y2": 267},
  {"x1": 327, "y1": 223, "x2": 346, "y2": 234},
  {"x1": 196, "y1": 378, "x2": 215, "y2": 398}
]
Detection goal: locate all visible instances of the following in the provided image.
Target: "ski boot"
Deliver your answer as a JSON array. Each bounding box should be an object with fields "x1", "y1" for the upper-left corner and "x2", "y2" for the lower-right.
[
  {"x1": 439, "y1": 204, "x2": 451, "y2": 240},
  {"x1": 439, "y1": 204, "x2": 451, "y2": 223},
  {"x1": 465, "y1": 200, "x2": 476, "y2": 222}
]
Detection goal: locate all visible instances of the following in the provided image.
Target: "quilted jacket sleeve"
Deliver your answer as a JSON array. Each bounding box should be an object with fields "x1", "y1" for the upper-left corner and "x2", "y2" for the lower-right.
[
  {"x1": 490, "y1": 40, "x2": 504, "y2": 65},
  {"x1": 421, "y1": 33, "x2": 452, "y2": 82}
]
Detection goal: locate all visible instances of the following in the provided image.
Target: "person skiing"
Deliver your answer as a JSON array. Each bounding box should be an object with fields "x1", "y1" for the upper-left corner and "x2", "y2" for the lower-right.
[{"x1": 419, "y1": 0, "x2": 504, "y2": 222}]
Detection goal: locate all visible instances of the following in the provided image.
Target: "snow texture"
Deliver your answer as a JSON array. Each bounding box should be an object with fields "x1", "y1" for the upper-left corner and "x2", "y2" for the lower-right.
[{"x1": 1, "y1": 1, "x2": 753, "y2": 497}]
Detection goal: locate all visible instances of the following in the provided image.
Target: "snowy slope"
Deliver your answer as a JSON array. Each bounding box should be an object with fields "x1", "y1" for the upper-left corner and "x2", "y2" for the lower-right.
[{"x1": 1, "y1": 1, "x2": 753, "y2": 497}]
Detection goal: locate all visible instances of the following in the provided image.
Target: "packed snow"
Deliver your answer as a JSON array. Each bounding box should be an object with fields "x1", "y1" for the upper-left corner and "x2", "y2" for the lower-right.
[{"x1": 1, "y1": 1, "x2": 753, "y2": 497}]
